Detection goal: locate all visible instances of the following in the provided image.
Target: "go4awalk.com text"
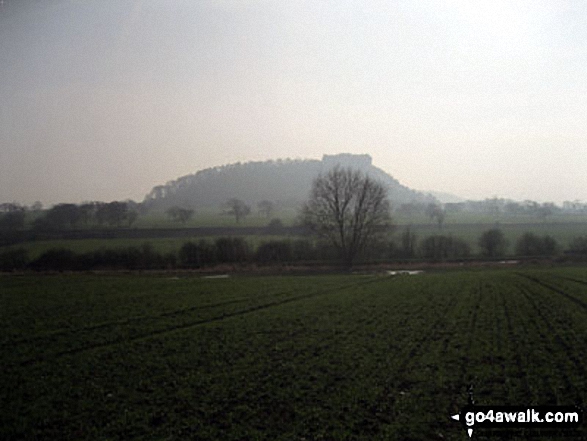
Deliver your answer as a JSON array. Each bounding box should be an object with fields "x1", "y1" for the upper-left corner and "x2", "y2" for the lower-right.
[{"x1": 451, "y1": 405, "x2": 583, "y2": 438}]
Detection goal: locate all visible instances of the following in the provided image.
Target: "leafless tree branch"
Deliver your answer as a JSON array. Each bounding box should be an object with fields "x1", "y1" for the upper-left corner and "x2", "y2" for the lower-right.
[{"x1": 301, "y1": 166, "x2": 392, "y2": 266}]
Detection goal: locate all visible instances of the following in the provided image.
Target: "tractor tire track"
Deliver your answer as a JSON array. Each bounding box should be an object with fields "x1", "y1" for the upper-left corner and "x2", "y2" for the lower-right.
[
  {"x1": 226, "y1": 276, "x2": 446, "y2": 439},
  {"x1": 516, "y1": 273, "x2": 587, "y2": 311},
  {"x1": 435, "y1": 280, "x2": 483, "y2": 402},
  {"x1": 358, "y1": 285, "x2": 462, "y2": 434},
  {"x1": 15, "y1": 276, "x2": 392, "y2": 367},
  {"x1": 500, "y1": 287, "x2": 532, "y2": 398},
  {"x1": 410, "y1": 278, "x2": 485, "y2": 435},
  {"x1": 552, "y1": 275, "x2": 587, "y2": 287},
  {"x1": 441, "y1": 280, "x2": 508, "y2": 421},
  {"x1": 515, "y1": 282, "x2": 586, "y2": 404},
  {"x1": 457, "y1": 281, "x2": 485, "y2": 398},
  {"x1": 1, "y1": 285, "x2": 311, "y2": 348},
  {"x1": 207, "y1": 309, "x2": 377, "y2": 430},
  {"x1": 516, "y1": 283, "x2": 585, "y2": 374}
]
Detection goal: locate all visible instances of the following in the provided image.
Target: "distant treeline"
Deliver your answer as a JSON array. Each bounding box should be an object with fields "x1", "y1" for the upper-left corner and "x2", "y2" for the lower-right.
[
  {"x1": 3, "y1": 196, "x2": 587, "y2": 238},
  {"x1": 0, "y1": 238, "x2": 327, "y2": 272},
  {"x1": 2, "y1": 232, "x2": 587, "y2": 272},
  {"x1": 32, "y1": 201, "x2": 141, "y2": 229},
  {"x1": 0, "y1": 201, "x2": 141, "y2": 233}
]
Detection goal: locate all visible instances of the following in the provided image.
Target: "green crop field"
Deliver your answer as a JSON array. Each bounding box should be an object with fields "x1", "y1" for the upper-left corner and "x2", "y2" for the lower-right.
[
  {"x1": 133, "y1": 207, "x2": 300, "y2": 229},
  {"x1": 1, "y1": 268, "x2": 586, "y2": 440},
  {"x1": 132, "y1": 209, "x2": 587, "y2": 229}
]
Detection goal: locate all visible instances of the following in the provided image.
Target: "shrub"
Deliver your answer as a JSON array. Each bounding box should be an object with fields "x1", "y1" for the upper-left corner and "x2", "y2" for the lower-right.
[
  {"x1": 420, "y1": 235, "x2": 471, "y2": 260},
  {"x1": 515, "y1": 233, "x2": 558, "y2": 256},
  {"x1": 179, "y1": 240, "x2": 216, "y2": 268},
  {"x1": 112, "y1": 244, "x2": 172, "y2": 270},
  {"x1": 255, "y1": 240, "x2": 292, "y2": 264},
  {"x1": 215, "y1": 237, "x2": 250, "y2": 263},
  {"x1": 291, "y1": 239, "x2": 317, "y2": 261},
  {"x1": 478, "y1": 228, "x2": 508, "y2": 258},
  {"x1": 357, "y1": 238, "x2": 390, "y2": 261},
  {"x1": 31, "y1": 244, "x2": 173, "y2": 271},
  {"x1": 314, "y1": 239, "x2": 338, "y2": 262},
  {"x1": 31, "y1": 248, "x2": 77, "y2": 271}
]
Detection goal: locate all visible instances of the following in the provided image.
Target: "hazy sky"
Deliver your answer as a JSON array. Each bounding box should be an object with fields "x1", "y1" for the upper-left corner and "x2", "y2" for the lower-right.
[{"x1": 1, "y1": 0, "x2": 586, "y2": 206}]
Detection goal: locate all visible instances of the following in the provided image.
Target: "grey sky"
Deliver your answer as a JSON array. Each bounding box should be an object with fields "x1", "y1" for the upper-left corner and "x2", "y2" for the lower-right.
[{"x1": 1, "y1": 0, "x2": 586, "y2": 206}]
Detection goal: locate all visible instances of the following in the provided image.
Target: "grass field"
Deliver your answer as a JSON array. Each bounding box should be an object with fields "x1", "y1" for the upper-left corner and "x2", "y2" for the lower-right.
[
  {"x1": 1, "y1": 268, "x2": 586, "y2": 440},
  {"x1": 132, "y1": 210, "x2": 587, "y2": 229},
  {"x1": 5, "y1": 221, "x2": 587, "y2": 260},
  {"x1": 132, "y1": 208, "x2": 300, "y2": 228},
  {"x1": 8, "y1": 208, "x2": 587, "y2": 260}
]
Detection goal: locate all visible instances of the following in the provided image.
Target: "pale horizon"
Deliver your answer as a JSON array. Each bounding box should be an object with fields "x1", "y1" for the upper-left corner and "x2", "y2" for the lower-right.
[{"x1": 2, "y1": 1, "x2": 586, "y2": 207}]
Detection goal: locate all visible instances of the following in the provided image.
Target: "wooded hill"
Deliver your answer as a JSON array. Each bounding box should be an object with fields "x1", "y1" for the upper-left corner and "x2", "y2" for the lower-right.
[{"x1": 143, "y1": 153, "x2": 436, "y2": 211}]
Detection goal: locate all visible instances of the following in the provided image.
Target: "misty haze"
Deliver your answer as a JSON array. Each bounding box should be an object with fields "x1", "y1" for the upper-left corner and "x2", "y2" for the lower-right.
[{"x1": 1, "y1": 2, "x2": 586, "y2": 440}]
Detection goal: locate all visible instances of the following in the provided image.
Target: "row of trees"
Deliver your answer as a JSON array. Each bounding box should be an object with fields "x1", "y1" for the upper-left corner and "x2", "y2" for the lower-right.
[
  {"x1": 158, "y1": 169, "x2": 587, "y2": 265},
  {"x1": 164, "y1": 200, "x2": 274, "y2": 225},
  {"x1": 299, "y1": 167, "x2": 587, "y2": 265},
  {"x1": 395, "y1": 228, "x2": 564, "y2": 260},
  {"x1": 31, "y1": 201, "x2": 139, "y2": 230},
  {"x1": 0, "y1": 198, "x2": 275, "y2": 230},
  {"x1": 3, "y1": 232, "x2": 587, "y2": 272},
  {"x1": 220, "y1": 199, "x2": 275, "y2": 223},
  {"x1": 0, "y1": 202, "x2": 43, "y2": 213},
  {"x1": 165, "y1": 199, "x2": 276, "y2": 225},
  {"x1": 398, "y1": 198, "x2": 587, "y2": 222},
  {"x1": 1, "y1": 166, "x2": 585, "y2": 268},
  {"x1": 442, "y1": 199, "x2": 561, "y2": 217},
  {"x1": 0, "y1": 238, "x2": 325, "y2": 271}
]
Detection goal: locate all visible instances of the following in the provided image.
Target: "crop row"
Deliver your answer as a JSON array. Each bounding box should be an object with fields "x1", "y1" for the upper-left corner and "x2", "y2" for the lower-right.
[{"x1": 1, "y1": 269, "x2": 586, "y2": 440}]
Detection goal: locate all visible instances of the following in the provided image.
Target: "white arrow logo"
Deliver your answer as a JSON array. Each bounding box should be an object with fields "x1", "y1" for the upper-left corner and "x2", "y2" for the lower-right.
[{"x1": 450, "y1": 414, "x2": 474, "y2": 438}]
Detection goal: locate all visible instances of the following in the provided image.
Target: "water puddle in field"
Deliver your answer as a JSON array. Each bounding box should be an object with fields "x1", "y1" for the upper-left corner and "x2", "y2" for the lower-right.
[
  {"x1": 203, "y1": 274, "x2": 230, "y2": 279},
  {"x1": 387, "y1": 270, "x2": 424, "y2": 276}
]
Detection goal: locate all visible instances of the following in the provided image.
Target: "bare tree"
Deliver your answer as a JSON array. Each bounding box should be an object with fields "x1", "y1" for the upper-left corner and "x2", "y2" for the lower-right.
[
  {"x1": 301, "y1": 167, "x2": 392, "y2": 267},
  {"x1": 223, "y1": 198, "x2": 251, "y2": 224}
]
